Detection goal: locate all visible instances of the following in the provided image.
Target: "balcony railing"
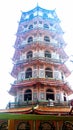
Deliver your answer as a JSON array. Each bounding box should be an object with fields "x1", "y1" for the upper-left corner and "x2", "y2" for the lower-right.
[
  {"x1": 6, "y1": 100, "x2": 70, "y2": 109},
  {"x1": 16, "y1": 40, "x2": 60, "y2": 49},
  {"x1": 15, "y1": 57, "x2": 62, "y2": 65},
  {"x1": 17, "y1": 25, "x2": 60, "y2": 35}
]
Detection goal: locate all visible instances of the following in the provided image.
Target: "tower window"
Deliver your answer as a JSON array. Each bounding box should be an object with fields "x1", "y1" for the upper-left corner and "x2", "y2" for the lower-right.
[
  {"x1": 39, "y1": 21, "x2": 42, "y2": 24},
  {"x1": 44, "y1": 24, "x2": 49, "y2": 29},
  {"x1": 45, "y1": 68, "x2": 53, "y2": 78},
  {"x1": 28, "y1": 24, "x2": 33, "y2": 29},
  {"x1": 34, "y1": 21, "x2": 37, "y2": 24},
  {"x1": 44, "y1": 36, "x2": 50, "y2": 42},
  {"x1": 28, "y1": 37, "x2": 33, "y2": 43},
  {"x1": 24, "y1": 89, "x2": 32, "y2": 101},
  {"x1": 45, "y1": 51, "x2": 51, "y2": 58},
  {"x1": 25, "y1": 68, "x2": 32, "y2": 78},
  {"x1": 27, "y1": 51, "x2": 33, "y2": 59},
  {"x1": 46, "y1": 89, "x2": 54, "y2": 100}
]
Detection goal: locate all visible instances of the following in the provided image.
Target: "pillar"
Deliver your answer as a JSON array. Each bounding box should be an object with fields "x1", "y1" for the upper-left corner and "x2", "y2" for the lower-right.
[{"x1": 8, "y1": 120, "x2": 15, "y2": 130}]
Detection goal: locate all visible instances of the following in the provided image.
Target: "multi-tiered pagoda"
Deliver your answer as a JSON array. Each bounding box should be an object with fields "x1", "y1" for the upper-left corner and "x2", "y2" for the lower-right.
[
  {"x1": 0, "y1": 5, "x2": 73, "y2": 130},
  {"x1": 10, "y1": 5, "x2": 72, "y2": 108}
]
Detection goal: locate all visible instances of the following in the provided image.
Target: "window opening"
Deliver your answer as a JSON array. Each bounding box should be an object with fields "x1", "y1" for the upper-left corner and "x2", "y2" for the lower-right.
[
  {"x1": 44, "y1": 36, "x2": 50, "y2": 42},
  {"x1": 44, "y1": 24, "x2": 49, "y2": 29},
  {"x1": 25, "y1": 68, "x2": 32, "y2": 78},
  {"x1": 45, "y1": 51, "x2": 51, "y2": 58},
  {"x1": 46, "y1": 89, "x2": 54, "y2": 100},
  {"x1": 45, "y1": 68, "x2": 53, "y2": 78},
  {"x1": 24, "y1": 89, "x2": 32, "y2": 101},
  {"x1": 27, "y1": 51, "x2": 33, "y2": 59},
  {"x1": 28, "y1": 37, "x2": 33, "y2": 43},
  {"x1": 28, "y1": 25, "x2": 33, "y2": 29}
]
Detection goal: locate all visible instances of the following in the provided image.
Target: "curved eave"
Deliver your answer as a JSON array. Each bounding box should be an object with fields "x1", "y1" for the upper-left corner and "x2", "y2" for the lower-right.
[
  {"x1": 60, "y1": 64, "x2": 71, "y2": 77},
  {"x1": 61, "y1": 83, "x2": 73, "y2": 95},
  {"x1": 0, "y1": 107, "x2": 32, "y2": 114},
  {"x1": 57, "y1": 48, "x2": 69, "y2": 59},
  {"x1": 34, "y1": 106, "x2": 71, "y2": 115},
  {"x1": 9, "y1": 78, "x2": 73, "y2": 96},
  {"x1": 0, "y1": 106, "x2": 73, "y2": 119}
]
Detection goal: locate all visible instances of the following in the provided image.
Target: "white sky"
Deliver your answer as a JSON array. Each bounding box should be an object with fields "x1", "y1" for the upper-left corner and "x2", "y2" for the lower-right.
[{"x1": 0, "y1": 0, "x2": 73, "y2": 109}]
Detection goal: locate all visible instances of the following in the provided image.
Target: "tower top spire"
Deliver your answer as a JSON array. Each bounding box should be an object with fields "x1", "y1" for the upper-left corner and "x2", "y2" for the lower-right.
[{"x1": 37, "y1": 2, "x2": 39, "y2": 7}]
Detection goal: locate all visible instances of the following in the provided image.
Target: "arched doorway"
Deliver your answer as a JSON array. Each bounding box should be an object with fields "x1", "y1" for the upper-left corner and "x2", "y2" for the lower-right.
[
  {"x1": 46, "y1": 89, "x2": 54, "y2": 100},
  {"x1": 24, "y1": 89, "x2": 32, "y2": 101}
]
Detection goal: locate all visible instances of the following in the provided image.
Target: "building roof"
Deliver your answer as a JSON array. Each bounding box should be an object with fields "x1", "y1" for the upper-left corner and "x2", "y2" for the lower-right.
[
  {"x1": 0, "y1": 105, "x2": 73, "y2": 116},
  {"x1": 20, "y1": 5, "x2": 60, "y2": 23}
]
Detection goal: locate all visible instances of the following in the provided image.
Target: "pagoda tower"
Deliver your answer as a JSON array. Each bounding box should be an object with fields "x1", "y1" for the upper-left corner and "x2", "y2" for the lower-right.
[
  {"x1": 9, "y1": 6, "x2": 72, "y2": 106},
  {"x1": 1, "y1": 5, "x2": 73, "y2": 130}
]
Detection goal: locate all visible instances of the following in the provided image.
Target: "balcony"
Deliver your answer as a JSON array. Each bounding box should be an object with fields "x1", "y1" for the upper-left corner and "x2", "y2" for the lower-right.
[
  {"x1": 15, "y1": 57, "x2": 62, "y2": 66},
  {"x1": 6, "y1": 100, "x2": 70, "y2": 109},
  {"x1": 17, "y1": 25, "x2": 59, "y2": 35},
  {"x1": 13, "y1": 78, "x2": 64, "y2": 88},
  {"x1": 16, "y1": 39, "x2": 60, "y2": 49}
]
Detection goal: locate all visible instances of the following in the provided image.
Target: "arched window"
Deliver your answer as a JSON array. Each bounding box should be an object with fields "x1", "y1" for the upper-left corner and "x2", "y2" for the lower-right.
[
  {"x1": 45, "y1": 51, "x2": 51, "y2": 58},
  {"x1": 46, "y1": 89, "x2": 54, "y2": 100},
  {"x1": 17, "y1": 122, "x2": 30, "y2": 130},
  {"x1": 27, "y1": 51, "x2": 33, "y2": 59},
  {"x1": 24, "y1": 89, "x2": 32, "y2": 101},
  {"x1": 45, "y1": 68, "x2": 53, "y2": 78},
  {"x1": 43, "y1": 24, "x2": 49, "y2": 29},
  {"x1": 28, "y1": 24, "x2": 33, "y2": 29},
  {"x1": 28, "y1": 37, "x2": 33, "y2": 43},
  {"x1": 44, "y1": 36, "x2": 50, "y2": 42},
  {"x1": 25, "y1": 68, "x2": 32, "y2": 78}
]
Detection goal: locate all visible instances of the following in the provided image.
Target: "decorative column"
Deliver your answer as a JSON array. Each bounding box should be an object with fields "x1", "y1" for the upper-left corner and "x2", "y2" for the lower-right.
[{"x1": 8, "y1": 120, "x2": 15, "y2": 130}]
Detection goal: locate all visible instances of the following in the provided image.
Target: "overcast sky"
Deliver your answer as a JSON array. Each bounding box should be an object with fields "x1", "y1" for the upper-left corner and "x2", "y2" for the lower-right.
[{"x1": 0, "y1": 0, "x2": 73, "y2": 109}]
